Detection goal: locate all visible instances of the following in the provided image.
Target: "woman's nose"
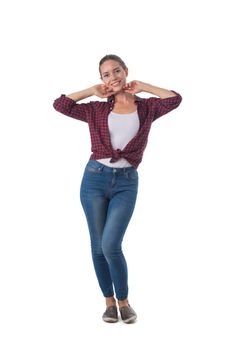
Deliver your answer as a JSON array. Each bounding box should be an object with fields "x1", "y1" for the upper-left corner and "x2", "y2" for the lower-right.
[{"x1": 110, "y1": 72, "x2": 117, "y2": 81}]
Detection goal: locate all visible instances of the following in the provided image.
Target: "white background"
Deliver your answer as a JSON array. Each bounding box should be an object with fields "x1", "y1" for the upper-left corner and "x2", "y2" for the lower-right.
[{"x1": 0, "y1": 0, "x2": 232, "y2": 349}]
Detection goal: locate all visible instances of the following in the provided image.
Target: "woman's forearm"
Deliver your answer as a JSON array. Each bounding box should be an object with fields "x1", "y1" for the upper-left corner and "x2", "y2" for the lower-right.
[
  {"x1": 66, "y1": 87, "x2": 95, "y2": 102},
  {"x1": 141, "y1": 82, "x2": 177, "y2": 99}
]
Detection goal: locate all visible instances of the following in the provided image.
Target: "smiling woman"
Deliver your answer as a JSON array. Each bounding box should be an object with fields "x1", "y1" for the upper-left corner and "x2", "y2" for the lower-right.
[
  {"x1": 99, "y1": 54, "x2": 128, "y2": 91},
  {"x1": 53, "y1": 54, "x2": 182, "y2": 324}
]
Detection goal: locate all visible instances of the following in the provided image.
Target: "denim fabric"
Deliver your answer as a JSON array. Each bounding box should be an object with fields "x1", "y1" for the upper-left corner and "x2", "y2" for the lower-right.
[{"x1": 80, "y1": 160, "x2": 138, "y2": 300}]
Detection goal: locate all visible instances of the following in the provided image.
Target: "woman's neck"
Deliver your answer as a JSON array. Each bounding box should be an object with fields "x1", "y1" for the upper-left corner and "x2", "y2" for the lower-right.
[{"x1": 114, "y1": 91, "x2": 134, "y2": 104}]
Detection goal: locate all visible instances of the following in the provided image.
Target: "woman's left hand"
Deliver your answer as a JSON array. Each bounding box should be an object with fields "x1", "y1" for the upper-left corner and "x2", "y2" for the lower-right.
[{"x1": 123, "y1": 80, "x2": 144, "y2": 94}]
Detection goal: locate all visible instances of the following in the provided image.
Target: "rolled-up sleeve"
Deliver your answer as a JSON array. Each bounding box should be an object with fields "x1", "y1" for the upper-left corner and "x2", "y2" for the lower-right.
[
  {"x1": 53, "y1": 94, "x2": 90, "y2": 122},
  {"x1": 148, "y1": 92, "x2": 182, "y2": 121}
]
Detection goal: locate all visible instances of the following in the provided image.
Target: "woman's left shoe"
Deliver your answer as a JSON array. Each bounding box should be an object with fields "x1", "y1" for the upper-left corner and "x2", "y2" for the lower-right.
[{"x1": 120, "y1": 305, "x2": 137, "y2": 323}]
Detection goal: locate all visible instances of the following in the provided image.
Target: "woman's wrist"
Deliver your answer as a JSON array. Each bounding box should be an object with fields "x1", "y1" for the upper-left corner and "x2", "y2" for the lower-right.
[
  {"x1": 140, "y1": 82, "x2": 156, "y2": 94},
  {"x1": 89, "y1": 86, "x2": 97, "y2": 96}
]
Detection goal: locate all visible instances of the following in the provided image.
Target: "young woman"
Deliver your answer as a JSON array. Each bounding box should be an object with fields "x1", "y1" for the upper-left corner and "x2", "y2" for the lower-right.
[{"x1": 53, "y1": 54, "x2": 182, "y2": 323}]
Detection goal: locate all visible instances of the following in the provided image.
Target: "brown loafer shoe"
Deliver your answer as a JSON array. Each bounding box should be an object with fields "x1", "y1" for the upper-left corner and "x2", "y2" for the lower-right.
[
  {"x1": 102, "y1": 306, "x2": 118, "y2": 323},
  {"x1": 120, "y1": 305, "x2": 137, "y2": 323}
]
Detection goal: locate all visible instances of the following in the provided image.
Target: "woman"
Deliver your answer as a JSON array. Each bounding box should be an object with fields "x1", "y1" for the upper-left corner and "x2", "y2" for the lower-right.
[{"x1": 53, "y1": 54, "x2": 182, "y2": 323}]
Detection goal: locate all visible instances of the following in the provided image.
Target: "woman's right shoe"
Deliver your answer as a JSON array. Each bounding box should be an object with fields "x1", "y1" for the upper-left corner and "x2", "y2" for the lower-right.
[
  {"x1": 102, "y1": 305, "x2": 118, "y2": 323},
  {"x1": 119, "y1": 305, "x2": 137, "y2": 323}
]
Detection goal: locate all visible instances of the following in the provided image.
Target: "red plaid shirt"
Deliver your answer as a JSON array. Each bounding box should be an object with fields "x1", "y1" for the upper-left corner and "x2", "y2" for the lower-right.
[{"x1": 53, "y1": 92, "x2": 182, "y2": 168}]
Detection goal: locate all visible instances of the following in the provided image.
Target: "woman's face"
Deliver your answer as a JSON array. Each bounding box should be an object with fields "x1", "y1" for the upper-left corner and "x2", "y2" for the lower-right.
[{"x1": 100, "y1": 59, "x2": 128, "y2": 93}]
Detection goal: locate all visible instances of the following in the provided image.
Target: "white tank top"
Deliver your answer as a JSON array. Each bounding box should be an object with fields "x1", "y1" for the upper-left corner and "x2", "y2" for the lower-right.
[{"x1": 98, "y1": 110, "x2": 140, "y2": 167}]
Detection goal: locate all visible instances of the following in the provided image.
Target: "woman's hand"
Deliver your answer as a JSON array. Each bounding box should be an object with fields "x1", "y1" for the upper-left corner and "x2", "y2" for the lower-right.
[
  {"x1": 123, "y1": 80, "x2": 145, "y2": 94},
  {"x1": 92, "y1": 84, "x2": 114, "y2": 98}
]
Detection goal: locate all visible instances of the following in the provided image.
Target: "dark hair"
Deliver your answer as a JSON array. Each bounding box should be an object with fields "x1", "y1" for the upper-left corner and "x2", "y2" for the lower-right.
[{"x1": 99, "y1": 54, "x2": 128, "y2": 75}]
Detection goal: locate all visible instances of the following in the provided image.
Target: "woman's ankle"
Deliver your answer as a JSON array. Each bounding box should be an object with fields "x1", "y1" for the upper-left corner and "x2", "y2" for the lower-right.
[
  {"x1": 118, "y1": 299, "x2": 129, "y2": 308},
  {"x1": 105, "y1": 296, "x2": 117, "y2": 307}
]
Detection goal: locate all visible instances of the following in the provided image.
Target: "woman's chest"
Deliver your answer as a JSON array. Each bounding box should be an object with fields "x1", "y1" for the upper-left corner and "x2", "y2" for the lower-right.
[{"x1": 111, "y1": 102, "x2": 137, "y2": 114}]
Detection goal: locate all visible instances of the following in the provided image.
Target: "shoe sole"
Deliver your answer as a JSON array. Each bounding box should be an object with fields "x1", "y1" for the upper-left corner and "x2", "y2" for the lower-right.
[
  {"x1": 102, "y1": 316, "x2": 118, "y2": 323},
  {"x1": 122, "y1": 315, "x2": 137, "y2": 324}
]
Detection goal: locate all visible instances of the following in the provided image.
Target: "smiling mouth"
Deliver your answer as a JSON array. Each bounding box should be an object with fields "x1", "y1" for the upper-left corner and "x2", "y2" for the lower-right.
[{"x1": 111, "y1": 81, "x2": 121, "y2": 87}]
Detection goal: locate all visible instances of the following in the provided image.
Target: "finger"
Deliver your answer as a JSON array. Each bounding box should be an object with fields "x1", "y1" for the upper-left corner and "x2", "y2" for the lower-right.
[
  {"x1": 101, "y1": 84, "x2": 106, "y2": 90},
  {"x1": 106, "y1": 87, "x2": 114, "y2": 93},
  {"x1": 123, "y1": 83, "x2": 132, "y2": 90}
]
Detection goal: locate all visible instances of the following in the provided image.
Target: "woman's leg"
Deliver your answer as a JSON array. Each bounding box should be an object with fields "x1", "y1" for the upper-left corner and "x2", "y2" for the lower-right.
[
  {"x1": 80, "y1": 177, "x2": 114, "y2": 298},
  {"x1": 102, "y1": 185, "x2": 138, "y2": 301}
]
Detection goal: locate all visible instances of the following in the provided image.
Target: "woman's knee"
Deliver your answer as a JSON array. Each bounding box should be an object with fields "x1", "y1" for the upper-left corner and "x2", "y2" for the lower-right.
[{"x1": 102, "y1": 241, "x2": 121, "y2": 259}]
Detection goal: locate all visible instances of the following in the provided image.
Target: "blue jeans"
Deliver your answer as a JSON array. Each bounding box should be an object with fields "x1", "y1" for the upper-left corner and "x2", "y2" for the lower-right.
[{"x1": 80, "y1": 160, "x2": 138, "y2": 300}]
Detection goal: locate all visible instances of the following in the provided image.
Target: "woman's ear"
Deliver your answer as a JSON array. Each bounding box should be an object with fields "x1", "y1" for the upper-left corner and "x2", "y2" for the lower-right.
[{"x1": 125, "y1": 69, "x2": 129, "y2": 77}]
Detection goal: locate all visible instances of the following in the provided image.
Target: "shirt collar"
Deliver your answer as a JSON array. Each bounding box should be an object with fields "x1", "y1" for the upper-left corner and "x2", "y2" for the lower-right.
[{"x1": 107, "y1": 94, "x2": 143, "y2": 104}]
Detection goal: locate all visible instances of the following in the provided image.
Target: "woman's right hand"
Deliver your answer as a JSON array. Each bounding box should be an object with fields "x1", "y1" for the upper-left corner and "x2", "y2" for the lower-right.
[{"x1": 92, "y1": 84, "x2": 114, "y2": 98}]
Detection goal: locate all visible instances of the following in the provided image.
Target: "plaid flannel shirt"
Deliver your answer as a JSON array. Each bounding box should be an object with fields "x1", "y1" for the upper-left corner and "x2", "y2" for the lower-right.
[{"x1": 53, "y1": 92, "x2": 182, "y2": 168}]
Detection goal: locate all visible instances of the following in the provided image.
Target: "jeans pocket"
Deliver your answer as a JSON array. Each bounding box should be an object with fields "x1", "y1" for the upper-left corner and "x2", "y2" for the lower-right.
[
  {"x1": 85, "y1": 164, "x2": 103, "y2": 174},
  {"x1": 126, "y1": 169, "x2": 138, "y2": 181}
]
